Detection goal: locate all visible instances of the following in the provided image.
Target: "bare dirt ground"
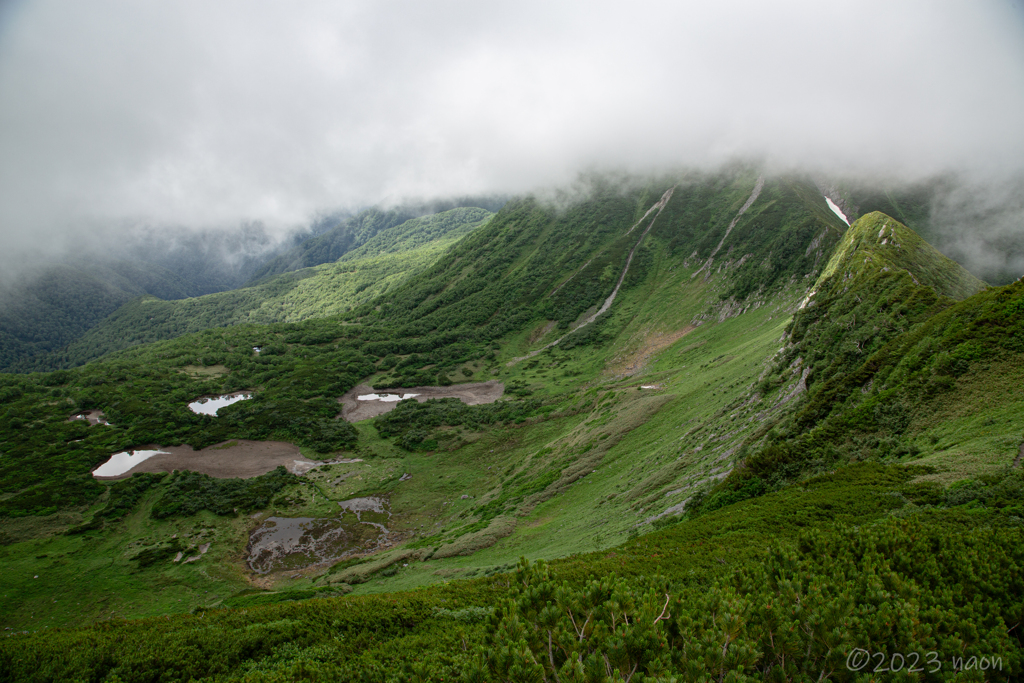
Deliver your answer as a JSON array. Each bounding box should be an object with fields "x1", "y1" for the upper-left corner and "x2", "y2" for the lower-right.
[
  {"x1": 94, "y1": 440, "x2": 316, "y2": 480},
  {"x1": 605, "y1": 326, "x2": 696, "y2": 377},
  {"x1": 528, "y1": 320, "x2": 557, "y2": 344},
  {"x1": 338, "y1": 380, "x2": 505, "y2": 422}
]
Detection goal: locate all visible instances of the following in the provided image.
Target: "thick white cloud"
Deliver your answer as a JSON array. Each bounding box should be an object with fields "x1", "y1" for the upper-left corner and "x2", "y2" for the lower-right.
[{"x1": 1, "y1": 0, "x2": 1022, "y2": 267}]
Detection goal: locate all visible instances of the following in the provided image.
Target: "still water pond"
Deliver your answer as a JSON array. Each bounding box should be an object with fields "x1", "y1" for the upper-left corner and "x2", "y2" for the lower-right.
[
  {"x1": 93, "y1": 449, "x2": 168, "y2": 477},
  {"x1": 246, "y1": 496, "x2": 390, "y2": 574},
  {"x1": 188, "y1": 392, "x2": 252, "y2": 416}
]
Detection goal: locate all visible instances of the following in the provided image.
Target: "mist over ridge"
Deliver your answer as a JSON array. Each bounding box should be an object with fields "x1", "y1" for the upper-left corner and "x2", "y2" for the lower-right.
[{"x1": 1, "y1": 0, "x2": 1022, "y2": 277}]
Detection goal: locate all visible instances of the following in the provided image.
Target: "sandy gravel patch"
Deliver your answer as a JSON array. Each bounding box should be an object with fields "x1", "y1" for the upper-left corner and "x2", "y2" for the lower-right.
[
  {"x1": 605, "y1": 326, "x2": 695, "y2": 377},
  {"x1": 338, "y1": 380, "x2": 504, "y2": 422},
  {"x1": 68, "y1": 410, "x2": 111, "y2": 426},
  {"x1": 93, "y1": 439, "x2": 316, "y2": 480}
]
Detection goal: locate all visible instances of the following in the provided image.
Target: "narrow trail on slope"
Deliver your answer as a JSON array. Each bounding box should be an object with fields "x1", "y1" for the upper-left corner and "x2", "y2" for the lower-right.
[
  {"x1": 508, "y1": 186, "x2": 676, "y2": 366},
  {"x1": 691, "y1": 175, "x2": 764, "y2": 280},
  {"x1": 548, "y1": 258, "x2": 593, "y2": 299}
]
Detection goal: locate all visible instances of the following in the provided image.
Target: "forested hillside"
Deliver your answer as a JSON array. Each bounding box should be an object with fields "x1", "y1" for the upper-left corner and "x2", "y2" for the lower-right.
[
  {"x1": 0, "y1": 202, "x2": 501, "y2": 374},
  {"x1": 248, "y1": 197, "x2": 508, "y2": 282},
  {"x1": 0, "y1": 225, "x2": 298, "y2": 372},
  {"x1": 25, "y1": 207, "x2": 492, "y2": 371},
  {"x1": 0, "y1": 260, "x2": 204, "y2": 372},
  {"x1": 354, "y1": 172, "x2": 847, "y2": 353}
]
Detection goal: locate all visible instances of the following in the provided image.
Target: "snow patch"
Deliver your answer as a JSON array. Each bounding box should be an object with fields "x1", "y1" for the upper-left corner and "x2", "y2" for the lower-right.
[
  {"x1": 357, "y1": 393, "x2": 419, "y2": 402},
  {"x1": 93, "y1": 449, "x2": 169, "y2": 477},
  {"x1": 825, "y1": 197, "x2": 850, "y2": 226},
  {"x1": 188, "y1": 393, "x2": 252, "y2": 416}
]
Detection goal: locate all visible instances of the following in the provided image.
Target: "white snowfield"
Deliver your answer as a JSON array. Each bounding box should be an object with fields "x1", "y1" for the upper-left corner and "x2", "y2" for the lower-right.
[
  {"x1": 93, "y1": 449, "x2": 169, "y2": 477},
  {"x1": 188, "y1": 393, "x2": 252, "y2": 416},
  {"x1": 825, "y1": 196, "x2": 850, "y2": 226},
  {"x1": 357, "y1": 393, "x2": 419, "y2": 402}
]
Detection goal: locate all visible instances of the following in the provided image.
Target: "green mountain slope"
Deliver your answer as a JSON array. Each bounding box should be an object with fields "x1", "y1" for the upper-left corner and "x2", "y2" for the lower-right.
[
  {"x1": 247, "y1": 207, "x2": 424, "y2": 282},
  {"x1": 29, "y1": 207, "x2": 492, "y2": 370},
  {"x1": 248, "y1": 197, "x2": 508, "y2": 283},
  {"x1": 354, "y1": 173, "x2": 847, "y2": 355},
  {"x1": 812, "y1": 210, "x2": 986, "y2": 301},
  {"x1": 697, "y1": 217, "x2": 1018, "y2": 518},
  {"x1": 0, "y1": 221, "x2": 324, "y2": 372},
  {"x1": 2, "y1": 170, "x2": 1023, "y2": 679},
  {"x1": 824, "y1": 176, "x2": 1024, "y2": 286},
  {"x1": 740, "y1": 276, "x2": 1024, "y2": 487},
  {"x1": 0, "y1": 170, "x2": 855, "y2": 622},
  {"x1": 771, "y1": 211, "x2": 988, "y2": 403},
  {"x1": 0, "y1": 260, "x2": 206, "y2": 372}
]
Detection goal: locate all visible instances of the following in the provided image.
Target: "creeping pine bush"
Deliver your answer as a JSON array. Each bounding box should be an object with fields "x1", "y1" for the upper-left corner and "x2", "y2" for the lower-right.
[
  {"x1": 150, "y1": 466, "x2": 295, "y2": 518},
  {"x1": 98, "y1": 472, "x2": 167, "y2": 519},
  {"x1": 467, "y1": 518, "x2": 1023, "y2": 682},
  {"x1": 944, "y1": 468, "x2": 1024, "y2": 516}
]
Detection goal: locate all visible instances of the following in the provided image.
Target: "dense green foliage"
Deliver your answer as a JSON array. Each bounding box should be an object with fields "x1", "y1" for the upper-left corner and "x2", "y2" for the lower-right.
[
  {"x1": 250, "y1": 200, "x2": 504, "y2": 282},
  {"x1": 0, "y1": 218, "x2": 311, "y2": 372},
  {"x1": 349, "y1": 175, "x2": 843, "y2": 368},
  {"x1": 758, "y1": 212, "x2": 984, "y2": 404},
  {"x1": 129, "y1": 537, "x2": 185, "y2": 568},
  {"x1": 248, "y1": 206, "x2": 426, "y2": 282},
  {"x1": 32, "y1": 208, "x2": 493, "y2": 370},
  {"x1": 0, "y1": 260, "x2": 198, "y2": 372},
  {"x1": 692, "y1": 217, "x2": 1015, "y2": 517},
  {"x1": 150, "y1": 467, "x2": 295, "y2": 518},
  {"x1": 742, "y1": 277, "x2": 1024, "y2": 490},
  {"x1": 2, "y1": 170, "x2": 1022, "y2": 681},
  {"x1": 478, "y1": 516, "x2": 1021, "y2": 682},
  {"x1": 0, "y1": 319, "x2": 372, "y2": 517},
  {"x1": 338, "y1": 208, "x2": 493, "y2": 261},
  {"x1": 2, "y1": 462, "x2": 1021, "y2": 681},
  {"x1": 97, "y1": 472, "x2": 168, "y2": 520},
  {"x1": 657, "y1": 176, "x2": 847, "y2": 302},
  {"x1": 943, "y1": 469, "x2": 1024, "y2": 514},
  {"x1": 359, "y1": 192, "x2": 643, "y2": 340}
]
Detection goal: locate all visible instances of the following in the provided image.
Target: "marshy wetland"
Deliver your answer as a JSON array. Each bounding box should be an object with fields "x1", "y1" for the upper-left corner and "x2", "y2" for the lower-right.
[{"x1": 246, "y1": 496, "x2": 391, "y2": 574}]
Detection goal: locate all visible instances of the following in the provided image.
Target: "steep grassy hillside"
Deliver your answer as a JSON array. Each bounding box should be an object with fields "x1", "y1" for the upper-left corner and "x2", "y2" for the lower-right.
[
  {"x1": 690, "y1": 217, "x2": 1020, "y2": 521},
  {"x1": 248, "y1": 207, "x2": 425, "y2": 282},
  {"x1": 825, "y1": 176, "x2": 1024, "y2": 286},
  {"x1": 774, "y1": 212, "x2": 986, "y2": 402},
  {"x1": 354, "y1": 172, "x2": 846, "y2": 353}
]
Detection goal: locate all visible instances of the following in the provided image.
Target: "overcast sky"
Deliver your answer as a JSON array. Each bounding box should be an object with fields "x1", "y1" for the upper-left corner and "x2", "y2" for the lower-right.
[{"x1": 1, "y1": 0, "x2": 1023, "y2": 269}]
